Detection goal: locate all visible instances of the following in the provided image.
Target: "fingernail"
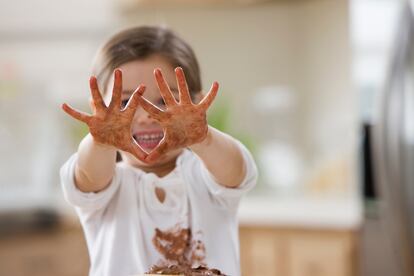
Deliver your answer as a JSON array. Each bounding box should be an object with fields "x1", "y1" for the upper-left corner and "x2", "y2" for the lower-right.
[{"x1": 89, "y1": 76, "x2": 96, "y2": 84}]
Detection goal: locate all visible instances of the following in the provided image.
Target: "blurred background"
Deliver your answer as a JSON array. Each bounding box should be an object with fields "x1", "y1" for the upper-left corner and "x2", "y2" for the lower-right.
[{"x1": 0, "y1": 0, "x2": 413, "y2": 275}]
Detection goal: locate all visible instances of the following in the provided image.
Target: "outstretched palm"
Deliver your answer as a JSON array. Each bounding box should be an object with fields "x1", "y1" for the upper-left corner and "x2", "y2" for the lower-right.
[
  {"x1": 61, "y1": 69, "x2": 148, "y2": 161},
  {"x1": 137, "y1": 67, "x2": 218, "y2": 163}
]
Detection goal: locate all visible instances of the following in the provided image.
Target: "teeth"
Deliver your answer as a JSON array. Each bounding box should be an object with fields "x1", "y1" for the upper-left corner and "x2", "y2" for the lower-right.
[{"x1": 135, "y1": 133, "x2": 163, "y2": 142}]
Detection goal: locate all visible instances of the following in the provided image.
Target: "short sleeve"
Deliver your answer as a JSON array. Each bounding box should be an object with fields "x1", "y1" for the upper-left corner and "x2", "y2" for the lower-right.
[
  {"x1": 59, "y1": 153, "x2": 122, "y2": 213},
  {"x1": 186, "y1": 139, "x2": 258, "y2": 209}
]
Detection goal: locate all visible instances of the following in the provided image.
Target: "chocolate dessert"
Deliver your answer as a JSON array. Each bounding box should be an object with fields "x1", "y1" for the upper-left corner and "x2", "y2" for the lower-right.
[{"x1": 146, "y1": 264, "x2": 227, "y2": 276}]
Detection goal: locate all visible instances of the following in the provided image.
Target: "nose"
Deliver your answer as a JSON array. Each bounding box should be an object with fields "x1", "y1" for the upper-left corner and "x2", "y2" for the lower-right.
[{"x1": 133, "y1": 106, "x2": 158, "y2": 125}]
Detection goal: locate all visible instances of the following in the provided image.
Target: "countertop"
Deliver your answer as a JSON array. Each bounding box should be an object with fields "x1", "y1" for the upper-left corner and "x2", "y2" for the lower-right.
[{"x1": 237, "y1": 193, "x2": 363, "y2": 230}]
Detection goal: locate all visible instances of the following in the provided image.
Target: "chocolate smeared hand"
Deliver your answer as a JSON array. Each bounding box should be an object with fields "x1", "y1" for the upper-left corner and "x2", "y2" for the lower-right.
[
  {"x1": 136, "y1": 67, "x2": 219, "y2": 163},
  {"x1": 61, "y1": 69, "x2": 148, "y2": 162}
]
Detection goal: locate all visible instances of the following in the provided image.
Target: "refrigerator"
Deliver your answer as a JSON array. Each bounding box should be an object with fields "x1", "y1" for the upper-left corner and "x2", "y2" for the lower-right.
[{"x1": 373, "y1": 1, "x2": 414, "y2": 275}]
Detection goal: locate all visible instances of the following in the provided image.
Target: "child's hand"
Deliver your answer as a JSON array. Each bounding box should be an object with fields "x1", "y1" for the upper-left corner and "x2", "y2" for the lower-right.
[
  {"x1": 137, "y1": 67, "x2": 218, "y2": 163},
  {"x1": 61, "y1": 69, "x2": 148, "y2": 162}
]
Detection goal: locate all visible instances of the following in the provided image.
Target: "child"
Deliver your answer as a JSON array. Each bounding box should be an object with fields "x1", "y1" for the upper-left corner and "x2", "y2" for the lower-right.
[{"x1": 60, "y1": 25, "x2": 257, "y2": 276}]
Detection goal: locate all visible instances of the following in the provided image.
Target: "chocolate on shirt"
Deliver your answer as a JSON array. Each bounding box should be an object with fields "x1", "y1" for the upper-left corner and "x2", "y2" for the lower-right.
[
  {"x1": 152, "y1": 226, "x2": 206, "y2": 266},
  {"x1": 150, "y1": 225, "x2": 226, "y2": 275}
]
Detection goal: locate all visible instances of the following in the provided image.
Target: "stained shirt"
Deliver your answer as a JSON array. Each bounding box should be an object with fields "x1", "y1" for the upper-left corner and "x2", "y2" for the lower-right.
[{"x1": 60, "y1": 140, "x2": 257, "y2": 276}]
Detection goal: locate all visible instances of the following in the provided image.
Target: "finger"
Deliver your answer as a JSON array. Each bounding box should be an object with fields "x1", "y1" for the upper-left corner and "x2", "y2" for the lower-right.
[
  {"x1": 129, "y1": 139, "x2": 148, "y2": 161},
  {"x1": 145, "y1": 138, "x2": 169, "y2": 163},
  {"x1": 199, "y1": 81, "x2": 219, "y2": 110},
  {"x1": 89, "y1": 76, "x2": 106, "y2": 111},
  {"x1": 89, "y1": 98, "x2": 97, "y2": 114},
  {"x1": 123, "y1": 85, "x2": 146, "y2": 117},
  {"x1": 108, "y1": 69, "x2": 123, "y2": 110},
  {"x1": 154, "y1": 68, "x2": 177, "y2": 107},
  {"x1": 175, "y1": 67, "x2": 192, "y2": 105},
  {"x1": 61, "y1": 103, "x2": 92, "y2": 124},
  {"x1": 136, "y1": 94, "x2": 168, "y2": 121}
]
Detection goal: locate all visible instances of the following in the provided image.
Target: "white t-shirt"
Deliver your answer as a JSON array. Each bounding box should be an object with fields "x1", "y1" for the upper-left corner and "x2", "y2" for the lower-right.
[{"x1": 60, "y1": 141, "x2": 257, "y2": 276}]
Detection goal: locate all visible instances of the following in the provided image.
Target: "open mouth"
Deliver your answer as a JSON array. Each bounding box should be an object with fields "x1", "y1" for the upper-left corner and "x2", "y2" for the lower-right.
[{"x1": 133, "y1": 130, "x2": 164, "y2": 151}]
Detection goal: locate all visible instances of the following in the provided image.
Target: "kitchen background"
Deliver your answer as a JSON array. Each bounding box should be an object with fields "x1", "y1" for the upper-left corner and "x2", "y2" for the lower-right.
[{"x1": 0, "y1": 0, "x2": 408, "y2": 275}]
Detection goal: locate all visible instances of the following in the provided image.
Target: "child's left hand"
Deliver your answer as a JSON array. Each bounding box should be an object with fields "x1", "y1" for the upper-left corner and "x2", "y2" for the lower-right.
[{"x1": 137, "y1": 67, "x2": 218, "y2": 163}]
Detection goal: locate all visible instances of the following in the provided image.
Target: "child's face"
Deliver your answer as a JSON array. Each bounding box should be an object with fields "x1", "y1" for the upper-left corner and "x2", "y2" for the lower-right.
[{"x1": 104, "y1": 55, "x2": 185, "y2": 168}]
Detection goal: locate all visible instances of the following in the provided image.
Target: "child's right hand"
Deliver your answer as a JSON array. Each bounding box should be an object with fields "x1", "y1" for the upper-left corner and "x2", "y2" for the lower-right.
[{"x1": 61, "y1": 69, "x2": 148, "y2": 162}]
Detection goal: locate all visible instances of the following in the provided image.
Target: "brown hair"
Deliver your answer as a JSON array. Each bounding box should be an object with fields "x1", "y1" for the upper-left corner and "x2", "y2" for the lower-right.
[{"x1": 92, "y1": 25, "x2": 202, "y2": 98}]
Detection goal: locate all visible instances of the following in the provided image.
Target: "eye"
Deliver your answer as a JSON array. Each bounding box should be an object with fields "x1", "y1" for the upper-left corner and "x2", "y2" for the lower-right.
[
  {"x1": 156, "y1": 98, "x2": 166, "y2": 107},
  {"x1": 121, "y1": 98, "x2": 129, "y2": 108}
]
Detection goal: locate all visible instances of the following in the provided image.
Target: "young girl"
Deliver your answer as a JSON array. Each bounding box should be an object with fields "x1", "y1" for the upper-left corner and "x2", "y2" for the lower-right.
[{"x1": 60, "y1": 25, "x2": 257, "y2": 276}]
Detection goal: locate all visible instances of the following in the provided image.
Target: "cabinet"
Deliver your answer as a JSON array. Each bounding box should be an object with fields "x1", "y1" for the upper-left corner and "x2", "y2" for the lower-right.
[
  {"x1": 0, "y1": 224, "x2": 89, "y2": 276},
  {"x1": 239, "y1": 226, "x2": 357, "y2": 276},
  {"x1": 0, "y1": 222, "x2": 357, "y2": 276}
]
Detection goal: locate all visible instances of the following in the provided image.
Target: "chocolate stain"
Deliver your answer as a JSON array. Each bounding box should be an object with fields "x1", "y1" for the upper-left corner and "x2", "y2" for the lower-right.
[
  {"x1": 155, "y1": 187, "x2": 166, "y2": 203},
  {"x1": 152, "y1": 224, "x2": 207, "y2": 267},
  {"x1": 149, "y1": 226, "x2": 228, "y2": 275},
  {"x1": 190, "y1": 240, "x2": 206, "y2": 264}
]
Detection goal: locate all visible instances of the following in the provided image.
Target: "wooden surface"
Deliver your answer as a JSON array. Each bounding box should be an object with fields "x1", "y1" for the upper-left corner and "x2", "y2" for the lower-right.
[
  {"x1": 239, "y1": 226, "x2": 358, "y2": 276},
  {"x1": 0, "y1": 222, "x2": 89, "y2": 276}
]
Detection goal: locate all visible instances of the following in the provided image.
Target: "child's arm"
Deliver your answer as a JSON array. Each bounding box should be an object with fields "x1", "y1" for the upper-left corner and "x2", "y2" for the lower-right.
[
  {"x1": 189, "y1": 126, "x2": 246, "y2": 188},
  {"x1": 137, "y1": 67, "x2": 246, "y2": 188},
  {"x1": 73, "y1": 134, "x2": 117, "y2": 192},
  {"x1": 62, "y1": 70, "x2": 147, "y2": 192}
]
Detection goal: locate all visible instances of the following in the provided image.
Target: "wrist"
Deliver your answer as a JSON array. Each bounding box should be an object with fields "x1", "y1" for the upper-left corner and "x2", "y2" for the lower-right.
[
  {"x1": 189, "y1": 125, "x2": 213, "y2": 152},
  {"x1": 87, "y1": 133, "x2": 116, "y2": 151}
]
